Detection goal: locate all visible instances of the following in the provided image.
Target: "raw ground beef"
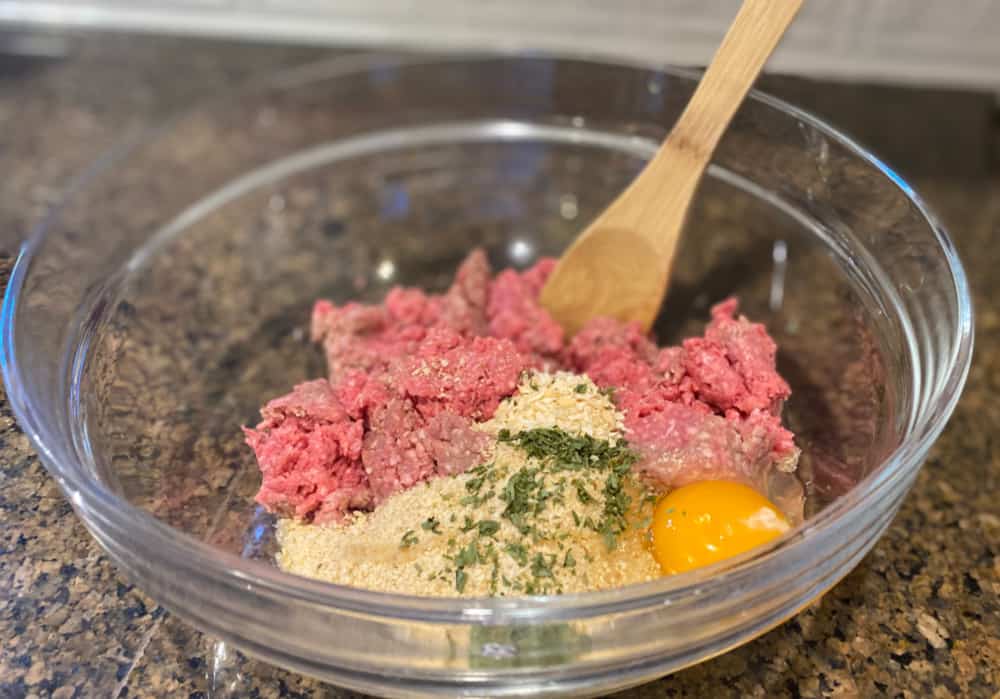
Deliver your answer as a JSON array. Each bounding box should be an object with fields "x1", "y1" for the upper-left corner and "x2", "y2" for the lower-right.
[
  {"x1": 361, "y1": 398, "x2": 493, "y2": 502},
  {"x1": 566, "y1": 298, "x2": 798, "y2": 494},
  {"x1": 243, "y1": 380, "x2": 370, "y2": 522},
  {"x1": 246, "y1": 249, "x2": 799, "y2": 522},
  {"x1": 245, "y1": 329, "x2": 525, "y2": 522}
]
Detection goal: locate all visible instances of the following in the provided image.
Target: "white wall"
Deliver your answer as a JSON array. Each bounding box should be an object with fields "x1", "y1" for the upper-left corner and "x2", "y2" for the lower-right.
[{"x1": 2, "y1": 0, "x2": 998, "y2": 89}]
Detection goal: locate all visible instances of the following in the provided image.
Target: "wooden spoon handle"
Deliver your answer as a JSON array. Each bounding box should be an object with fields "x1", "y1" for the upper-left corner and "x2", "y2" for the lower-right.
[
  {"x1": 655, "y1": 0, "x2": 804, "y2": 175},
  {"x1": 605, "y1": 0, "x2": 803, "y2": 251}
]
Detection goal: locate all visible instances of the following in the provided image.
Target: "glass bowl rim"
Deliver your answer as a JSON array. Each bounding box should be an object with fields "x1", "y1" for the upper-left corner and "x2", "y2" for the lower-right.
[{"x1": 0, "y1": 51, "x2": 974, "y2": 622}]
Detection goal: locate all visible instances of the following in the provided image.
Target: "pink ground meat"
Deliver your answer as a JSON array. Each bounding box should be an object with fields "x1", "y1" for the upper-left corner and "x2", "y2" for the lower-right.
[
  {"x1": 397, "y1": 330, "x2": 529, "y2": 420},
  {"x1": 247, "y1": 248, "x2": 799, "y2": 522},
  {"x1": 362, "y1": 398, "x2": 493, "y2": 501},
  {"x1": 246, "y1": 322, "x2": 525, "y2": 522},
  {"x1": 488, "y1": 262, "x2": 564, "y2": 363},
  {"x1": 566, "y1": 299, "x2": 796, "y2": 493},
  {"x1": 243, "y1": 380, "x2": 370, "y2": 522}
]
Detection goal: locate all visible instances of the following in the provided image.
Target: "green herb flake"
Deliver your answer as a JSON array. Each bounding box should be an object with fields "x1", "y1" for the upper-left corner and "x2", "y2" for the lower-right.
[
  {"x1": 600, "y1": 525, "x2": 618, "y2": 551},
  {"x1": 531, "y1": 553, "x2": 555, "y2": 579},
  {"x1": 477, "y1": 520, "x2": 501, "y2": 537},
  {"x1": 466, "y1": 475, "x2": 486, "y2": 494},
  {"x1": 454, "y1": 541, "x2": 481, "y2": 569},
  {"x1": 563, "y1": 550, "x2": 576, "y2": 568},
  {"x1": 504, "y1": 542, "x2": 529, "y2": 566},
  {"x1": 400, "y1": 530, "x2": 419, "y2": 549},
  {"x1": 421, "y1": 517, "x2": 441, "y2": 534},
  {"x1": 574, "y1": 383, "x2": 588, "y2": 394}
]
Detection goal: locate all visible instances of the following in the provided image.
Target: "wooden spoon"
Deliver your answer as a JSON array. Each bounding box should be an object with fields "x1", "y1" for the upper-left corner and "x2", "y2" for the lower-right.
[{"x1": 539, "y1": 0, "x2": 803, "y2": 337}]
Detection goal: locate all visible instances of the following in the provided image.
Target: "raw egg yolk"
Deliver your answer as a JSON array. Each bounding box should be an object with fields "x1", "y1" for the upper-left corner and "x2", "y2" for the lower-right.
[{"x1": 651, "y1": 480, "x2": 789, "y2": 575}]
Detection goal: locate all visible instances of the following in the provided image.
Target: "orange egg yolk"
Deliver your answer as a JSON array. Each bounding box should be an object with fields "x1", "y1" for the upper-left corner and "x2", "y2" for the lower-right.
[{"x1": 650, "y1": 480, "x2": 790, "y2": 575}]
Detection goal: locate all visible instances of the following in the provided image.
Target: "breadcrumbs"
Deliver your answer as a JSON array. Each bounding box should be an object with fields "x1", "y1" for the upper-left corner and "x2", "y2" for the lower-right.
[
  {"x1": 485, "y1": 371, "x2": 624, "y2": 441},
  {"x1": 277, "y1": 371, "x2": 661, "y2": 596}
]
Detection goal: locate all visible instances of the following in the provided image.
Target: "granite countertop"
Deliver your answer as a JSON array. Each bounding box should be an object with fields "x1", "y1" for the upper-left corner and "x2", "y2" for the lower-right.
[{"x1": 1, "y1": 33, "x2": 997, "y2": 699}]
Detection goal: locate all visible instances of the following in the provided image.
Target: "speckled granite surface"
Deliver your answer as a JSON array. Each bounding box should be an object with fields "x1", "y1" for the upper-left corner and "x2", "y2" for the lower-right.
[{"x1": 0, "y1": 33, "x2": 997, "y2": 699}]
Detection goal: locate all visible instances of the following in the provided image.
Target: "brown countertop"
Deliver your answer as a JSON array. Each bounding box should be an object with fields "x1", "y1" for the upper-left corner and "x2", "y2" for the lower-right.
[{"x1": 0, "y1": 33, "x2": 997, "y2": 698}]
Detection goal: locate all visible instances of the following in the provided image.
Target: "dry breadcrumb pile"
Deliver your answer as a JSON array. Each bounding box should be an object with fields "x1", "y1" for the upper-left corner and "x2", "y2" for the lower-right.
[
  {"x1": 277, "y1": 371, "x2": 660, "y2": 596},
  {"x1": 487, "y1": 371, "x2": 624, "y2": 441}
]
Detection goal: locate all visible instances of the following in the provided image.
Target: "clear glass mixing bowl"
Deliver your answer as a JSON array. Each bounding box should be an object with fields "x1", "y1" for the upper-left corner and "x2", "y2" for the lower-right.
[{"x1": 2, "y1": 54, "x2": 972, "y2": 697}]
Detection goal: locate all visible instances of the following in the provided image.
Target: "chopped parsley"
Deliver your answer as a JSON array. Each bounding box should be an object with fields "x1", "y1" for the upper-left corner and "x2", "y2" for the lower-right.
[
  {"x1": 477, "y1": 520, "x2": 501, "y2": 537},
  {"x1": 504, "y1": 542, "x2": 529, "y2": 566},
  {"x1": 424, "y1": 425, "x2": 651, "y2": 595},
  {"x1": 466, "y1": 474, "x2": 486, "y2": 494},
  {"x1": 454, "y1": 541, "x2": 481, "y2": 568},
  {"x1": 531, "y1": 553, "x2": 555, "y2": 579}
]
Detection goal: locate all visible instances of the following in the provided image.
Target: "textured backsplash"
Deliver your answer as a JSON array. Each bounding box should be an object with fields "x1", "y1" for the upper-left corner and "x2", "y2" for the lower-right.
[{"x1": 1, "y1": 0, "x2": 999, "y2": 88}]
